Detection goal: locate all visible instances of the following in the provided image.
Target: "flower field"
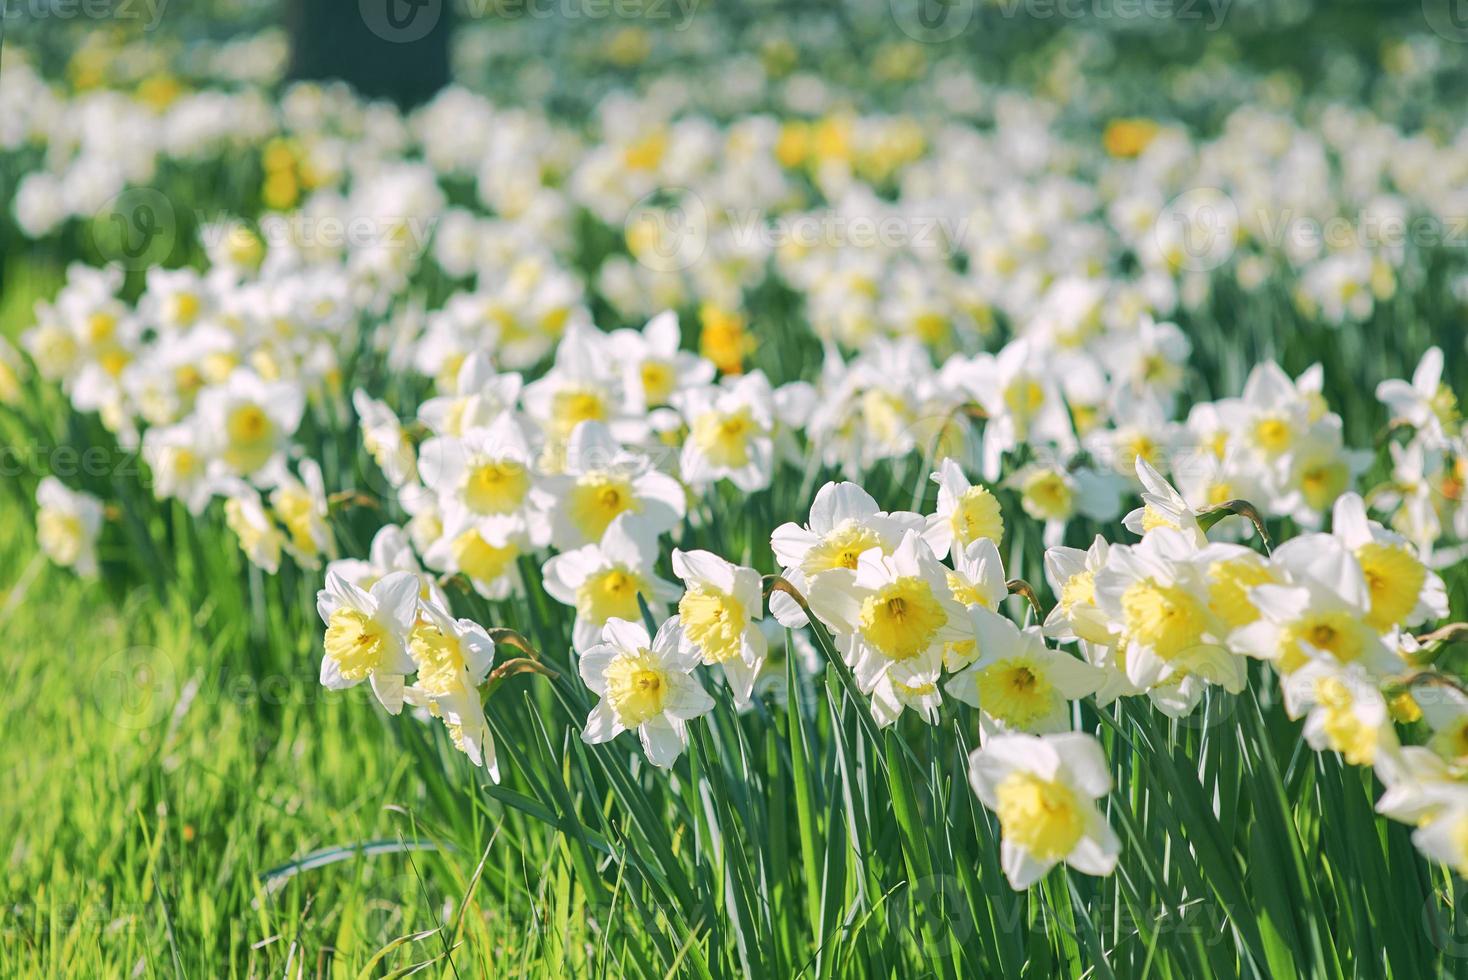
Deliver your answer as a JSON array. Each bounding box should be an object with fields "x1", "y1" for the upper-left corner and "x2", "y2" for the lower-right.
[{"x1": 5, "y1": 2, "x2": 1468, "y2": 976}]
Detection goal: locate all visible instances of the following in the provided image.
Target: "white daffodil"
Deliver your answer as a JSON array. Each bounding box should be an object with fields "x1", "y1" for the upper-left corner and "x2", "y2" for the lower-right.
[
  {"x1": 924, "y1": 457, "x2": 1003, "y2": 561},
  {"x1": 578, "y1": 617, "x2": 715, "y2": 769},
  {"x1": 522, "y1": 324, "x2": 644, "y2": 448},
  {"x1": 1094, "y1": 528, "x2": 1243, "y2": 695},
  {"x1": 1279, "y1": 658, "x2": 1396, "y2": 765},
  {"x1": 672, "y1": 548, "x2": 767, "y2": 705},
  {"x1": 1229, "y1": 533, "x2": 1399, "y2": 678},
  {"x1": 416, "y1": 353, "x2": 523, "y2": 437},
  {"x1": 316, "y1": 568, "x2": 420, "y2": 713},
  {"x1": 1043, "y1": 536, "x2": 1117, "y2": 649},
  {"x1": 328, "y1": 523, "x2": 448, "y2": 610},
  {"x1": 1412, "y1": 795, "x2": 1468, "y2": 878},
  {"x1": 220, "y1": 481, "x2": 284, "y2": 574},
  {"x1": 941, "y1": 537, "x2": 1008, "y2": 670},
  {"x1": 969, "y1": 732, "x2": 1120, "y2": 889},
  {"x1": 404, "y1": 599, "x2": 499, "y2": 779},
  {"x1": 1377, "y1": 347, "x2": 1459, "y2": 442},
  {"x1": 1330, "y1": 492, "x2": 1447, "y2": 632},
  {"x1": 422, "y1": 507, "x2": 527, "y2": 601},
  {"x1": 543, "y1": 420, "x2": 685, "y2": 549},
  {"x1": 140, "y1": 422, "x2": 214, "y2": 514},
  {"x1": 610, "y1": 310, "x2": 715, "y2": 414},
  {"x1": 946, "y1": 608, "x2": 1104, "y2": 736},
  {"x1": 1122, "y1": 457, "x2": 1205, "y2": 546},
  {"x1": 195, "y1": 368, "x2": 305, "y2": 480},
  {"x1": 768, "y1": 480, "x2": 923, "y2": 629},
  {"x1": 418, "y1": 411, "x2": 549, "y2": 546},
  {"x1": 542, "y1": 513, "x2": 681, "y2": 652},
  {"x1": 353, "y1": 389, "x2": 417, "y2": 488},
  {"x1": 264, "y1": 459, "x2": 333, "y2": 568},
  {"x1": 1195, "y1": 541, "x2": 1281, "y2": 635},
  {"x1": 806, "y1": 529, "x2": 969, "y2": 703},
  {"x1": 1007, "y1": 462, "x2": 1124, "y2": 548},
  {"x1": 35, "y1": 477, "x2": 104, "y2": 578},
  {"x1": 674, "y1": 371, "x2": 776, "y2": 492}
]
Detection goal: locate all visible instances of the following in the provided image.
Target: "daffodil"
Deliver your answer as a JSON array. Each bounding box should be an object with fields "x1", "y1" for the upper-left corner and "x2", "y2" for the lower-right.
[
  {"x1": 1094, "y1": 528, "x2": 1244, "y2": 695},
  {"x1": 542, "y1": 513, "x2": 680, "y2": 652},
  {"x1": 35, "y1": 477, "x2": 104, "y2": 578},
  {"x1": 969, "y1": 732, "x2": 1120, "y2": 889},
  {"x1": 543, "y1": 420, "x2": 685, "y2": 549},
  {"x1": 404, "y1": 599, "x2": 499, "y2": 778},
  {"x1": 1330, "y1": 492, "x2": 1447, "y2": 631},
  {"x1": 1228, "y1": 533, "x2": 1399, "y2": 678},
  {"x1": 1122, "y1": 457, "x2": 1206, "y2": 545},
  {"x1": 220, "y1": 481, "x2": 284, "y2": 574},
  {"x1": 578, "y1": 617, "x2": 715, "y2": 769},
  {"x1": 422, "y1": 508, "x2": 527, "y2": 601},
  {"x1": 316, "y1": 568, "x2": 420, "y2": 713},
  {"x1": 924, "y1": 457, "x2": 1004, "y2": 560},
  {"x1": 264, "y1": 459, "x2": 333, "y2": 568},
  {"x1": 806, "y1": 529, "x2": 969, "y2": 707},
  {"x1": 609, "y1": 310, "x2": 715, "y2": 414},
  {"x1": 354, "y1": 389, "x2": 417, "y2": 488},
  {"x1": 195, "y1": 368, "x2": 305, "y2": 480},
  {"x1": 674, "y1": 372, "x2": 776, "y2": 492},
  {"x1": 768, "y1": 480, "x2": 923, "y2": 629},
  {"x1": 1377, "y1": 346, "x2": 1459, "y2": 441},
  {"x1": 418, "y1": 412, "x2": 549, "y2": 546},
  {"x1": 947, "y1": 608, "x2": 1104, "y2": 736},
  {"x1": 672, "y1": 548, "x2": 767, "y2": 705},
  {"x1": 1280, "y1": 659, "x2": 1396, "y2": 765}
]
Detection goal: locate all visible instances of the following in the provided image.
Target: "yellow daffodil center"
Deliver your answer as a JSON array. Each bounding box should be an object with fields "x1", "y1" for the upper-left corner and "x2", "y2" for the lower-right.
[
  {"x1": 1356, "y1": 542, "x2": 1425, "y2": 631},
  {"x1": 551, "y1": 388, "x2": 608, "y2": 440},
  {"x1": 409, "y1": 623, "x2": 468, "y2": 697},
  {"x1": 37, "y1": 510, "x2": 84, "y2": 565},
  {"x1": 679, "y1": 586, "x2": 746, "y2": 664},
  {"x1": 1253, "y1": 415, "x2": 1293, "y2": 454},
  {"x1": 1206, "y1": 558, "x2": 1274, "y2": 629},
  {"x1": 1281, "y1": 611, "x2": 1365, "y2": 672},
  {"x1": 464, "y1": 459, "x2": 530, "y2": 515},
  {"x1": 805, "y1": 523, "x2": 882, "y2": 574},
  {"x1": 1003, "y1": 377, "x2": 1045, "y2": 423},
  {"x1": 579, "y1": 567, "x2": 648, "y2": 624},
  {"x1": 640, "y1": 360, "x2": 676, "y2": 405},
  {"x1": 273, "y1": 485, "x2": 321, "y2": 556},
  {"x1": 858, "y1": 577, "x2": 947, "y2": 661},
  {"x1": 1059, "y1": 570, "x2": 1096, "y2": 615},
  {"x1": 1021, "y1": 469, "x2": 1073, "y2": 521},
  {"x1": 225, "y1": 403, "x2": 275, "y2": 472},
  {"x1": 692, "y1": 407, "x2": 758, "y2": 468},
  {"x1": 1314, "y1": 675, "x2": 1377, "y2": 765},
  {"x1": 1120, "y1": 578, "x2": 1206, "y2": 660},
  {"x1": 1299, "y1": 458, "x2": 1349, "y2": 511},
  {"x1": 604, "y1": 649, "x2": 668, "y2": 727},
  {"x1": 976, "y1": 658, "x2": 1054, "y2": 728},
  {"x1": 451, "y1": 530, "x2": 519, "y2": 584},
  {"x1": 569, "y1": 472, "x2": 637, "y2": 541},
  {"x1": 324, "y1": 607, "x2": 389, "y2": 681},
  {"x1": 951, "y1": 485, "x2": 1003, "y2": 548},
  {"x1": 995, "y1": 771, "x2": 1084, "y2": 861}
]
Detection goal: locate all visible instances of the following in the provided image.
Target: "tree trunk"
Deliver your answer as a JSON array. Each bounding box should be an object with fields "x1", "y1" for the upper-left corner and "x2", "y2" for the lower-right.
[{"x1": 287, "y1": 0, "x2": 453, "y2": 110}]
